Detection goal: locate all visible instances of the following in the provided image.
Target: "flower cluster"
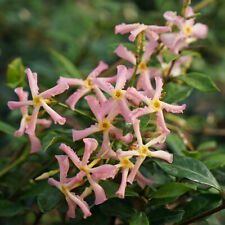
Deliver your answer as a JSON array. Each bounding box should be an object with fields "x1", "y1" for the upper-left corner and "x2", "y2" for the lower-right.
[{"x1": 8, "y1": 5, "x2": 207, "y2": 219}]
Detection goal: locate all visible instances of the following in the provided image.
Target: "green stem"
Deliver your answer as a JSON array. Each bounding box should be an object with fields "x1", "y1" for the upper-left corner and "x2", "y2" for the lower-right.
[
  {"x1": 193, "y1": 0, "x2": 214, "y2": 11},
  {"x1": 0, "y1": 146, "x2": 29, "y2": 178}
]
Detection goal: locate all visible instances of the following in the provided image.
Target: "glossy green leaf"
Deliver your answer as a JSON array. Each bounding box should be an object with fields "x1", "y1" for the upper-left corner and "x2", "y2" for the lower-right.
[
  {"x1": 0, "y1": 200, "x2": 24, "y2": 217},
  {"x1": 37, "y1": 185, "x2": 62, "y2": 212},
  {"x1": 204, "y1": 154, "x2": 225, "y2": 170},
  {"x1": 166, "y1": 133, "x2": 187, "y2": 155},
  {"x1": 130, "y1": 212, "x2": 149, "y2": 225},
  {"x1": 177, "y1": 73, "x2": 219, "y2": 92},
  {"x1": 197, "y1": 141, "x2": 217, "y2": 151},
  {"x1": 181, "y1": 50, "x2": 201, "y2": 57},
  {"x1": 6, "y1": 58, "x2": 26, "y2": 88},
  {"x1": 161, "y1": 49, "x2": 179, "y2": 63},
  {"x1": 49, "y1": 48, "x2": 81, "y2": 78},
  {"x1": 152, "y1": 182, "x2": 196, "y2": 199},
  {"x1": 156, "y1": 154, "x2": 221, "y2": 190},
  {"x1": 162, "y1": 82, "x2": 192, "y2": 103}
]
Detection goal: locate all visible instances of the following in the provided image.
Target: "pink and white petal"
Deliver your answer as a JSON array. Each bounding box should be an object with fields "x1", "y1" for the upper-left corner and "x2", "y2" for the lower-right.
[
  {"x1": 142, "y1": 40, "x2": 158, "y2": 63},
  {"x1": 67, "y1": 171, "x2": 86, "y2": 189},
  {"x1": 41, "y1": 81, "x2": 69, "y2": 98},
  {"x1": 131, "y1": 106, "x2": 153, "y2": 121},
  {"x1": 192, "y1": 23, "x2": 208, "y2": 39},
  {"x1": 82, "y1": 138, "x2": 98, "y2": 165},
  {"x1": 129, "y1": 24, "x2": 146, "y2": 42},
  {"x1": 148, "y1": 25, "x2": 172, "y2": 33},
  {"x1": 115, "y1": 65, "x2": 128, "y2": 90},
  {"x1": 156, "y1": 110, "x2": 170, "y2": 135},
  {"x1": 163, "y1": 11, "x2": 184, "y2": 28},
  {"x1": 185, "y1": 6, "x2": 194, "y2": 18},
  {"x1": 14, "y1": 87, "x2": 29, "y2": 115},
  {"x1": 127, "y1": 156, "x2": 145, "y2": 184},
  {"x1": 87, "y1": 175, "x2": 107, "y2": 205},
  {"x1": 25, "y1": 106, "x2": 40, "y2": 135},
  {"x1": 117, "y1": 99, "x2": 132, "y2": 123},
  {"x1": 99, "y1": 98, "x2": 115, "y2": 121},
  {"x1": 92, "y1": 86, "x2": 107, "y2": 104},
  {"x1": 89, "y1": 61, "x2": 108, "y2": 79},
  {"x1": 8, "y1": 100, "x2": 32, "y2": 110},
  {"x1": 29, "y1": 134, "x2": 42, "y2": 153},
  {"x1": 14, "y1": 118, "x2": 26, "y2": 137},
  {"x1": 114, "y1": 44, "x2": 136, "y2": 65},
  {"x1": 106, "y1": 102, "x2": 120, "y2": 122},
  {"x1": 72, "y1": 124, "x2": 100, "y2": 142},
  {"x1": 145, "y1": 133, "x2": 167, "y2": 148},
  {"x1": 126, "y1": 87, "x2": 150, "y2": 104},
  {"x1": 59, "y1": 143, "x2": 82, "y2": 168},
  {"x1": 154, "y1": 76, "x2": 164, "y2": 100},
  {"x1": 67, "y1": 192, "x2": 92, "y2": 219},
  {"x1": 85, "y1": 95, "x2": 101, "y2": 121},
  {"x1": 65, "y1": 196, "x2": 76, "y2": 218},
  {"x1": 115, "y1": 23, "x2": 140, "y2": 34},
  {"x1": 55, "y1": 155, "x2": 69, "y2": 183},
  {"x1": 172, "y1": 38, "x2": 187, "y2": 54},
  {"x1": 57, "y1": 77, "x2": 84, "y2": 86},
  {"x1": 91, "y1": 79, "x2": 115, "y2": 95},
  {"x1": 150, "y1": 150, "x2": 173, "y2": 163},
  {"x1": 132, "y1": 119, "x2": 143, "y2": 147},
  {"x1": 117, "y1": 149, "x2": 139, "y2": 158},
  {"x1": 116, "y1": 168, "x2": 129, "y2": 199},
  {"x1": 48, "y1": 177, "x2": 61, "y2": 189},
  {"x1": 36, "y1": 118, "x2": 52, "y2": 128},
  {"x1": 66, "y1": 87, "x2": 90, "y2": 110},
  {"x1": 138, "y1": 71, "x2": 154, "y2": 97},
  {"x1": 41, "y1": 101, "x2": 66, "y2": 125},
  {"x1": 109, "y1": 126, "x2": 133, "y2": 143},
  {"x1": 25, "y1": 68, "x2": 39, "y2": 97},
  {"x1": 161, "y1": 102, "x2": 186, "y2": 113},
  {"x1": 136, "y1": 171, "x2": 154, "y2": 189},
  {"x1": 160, "y1": 32, "x2": 182, "y2": 49},
  {"x1": 90, "y1": 164, "x2": 117, "y2": 181},
  {"x1": 145, "y1": 30, "x2": 159, "y2": 41}
]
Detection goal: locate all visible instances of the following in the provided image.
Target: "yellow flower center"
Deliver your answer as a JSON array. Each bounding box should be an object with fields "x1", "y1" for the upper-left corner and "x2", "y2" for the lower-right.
[
  {"x1": 99, "y1": 120, "x2": 111, "y2": 131},
  {"x1": 150, "y1": 99, "x2": 161, "y2": 112},
  {"x1": 139, "y1": 147, "x2": 149, "y2": 158},
  {"x1": 79, "y1": 166, "x2": 89, "y2": 176},
  {"x1": 121, "y1": 157, "x2": 133, "y2": 169},
  {"x1": 184, "y1": 26, "x2": 192, "y2": 36},
  {"x1": 112, "y1": 89, "x2": 123, "y2": 100},
  {"x1": 33, "y1": 95, "x2": 43, "y2": 107},
  {"x1": 25, "y1": 115, "x2": 32, "y2": 124},
  {"x1": 61, "y1": 185, "x2": 69, "y2": 197},
  {"x1": 139, "y1": 62, "x2": 148, "y2": 71},
  {"x1": 85, "y1": 78, "x2": 94, "y2": 89}
]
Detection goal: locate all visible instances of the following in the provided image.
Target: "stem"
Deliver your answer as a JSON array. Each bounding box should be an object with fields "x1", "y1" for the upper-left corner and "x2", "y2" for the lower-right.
[
  {"x1": 177, "y1": 199, "x2": 225, "y2": 225},
  {"x1": 0, "y1": 146, "x2": 29, "y2": 178},
  {"x1": 164, "y1": 59, "x2": 176, "y2": 83},
  {"x1": 193, "y1": 0, "x2": 214, "y2": 11},
  {"x1": 54, "y1": 100, "x2": 97, "y2": 122}
]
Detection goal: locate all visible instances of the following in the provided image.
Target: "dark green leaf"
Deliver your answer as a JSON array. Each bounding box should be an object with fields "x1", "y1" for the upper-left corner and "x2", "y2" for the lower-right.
[
  {"x1": 49, "y1": 48, "x2": 81, "y2": 78},
  {"x1": 149, "y1": 208, "x2": 184, "y2": 225},
  {"x1": 6, "y1": 58, "x2": 26, "y2": 88},
  {"x1": 166, "y1": 133, "x2": 187, "y2": 155},
  {"x1": 161, "y1": 49, "x2": 179, "y2": 63},
  {"x1": 156, "y1": 154, "x2": 221, "y2": 190},
  {"x1": 130, "y1": 212, "x2": 149, "y2": 225},
  {"x1": 140, "y1": 114, "x2": 150, "y2": 130},
  {"x1": 181, "y1": 50, "x2": 201, "y2": 57},
  {"x1": 0, "y1": 200, "x2": 24, "y2": 217},
  {"x1": 152, "y1": 182, "x2": 196, "y2": 199},
  {"x1": 197, "y1": 141, "x2": 217, "y2": 151},
  {"x1": 204, "y1": 154, "x2": 225, "y2": 170},
  {"x1": 162, "y1": 82, "x2": 192, "y2": 103},
  {"x1": 177, "y1": 73, "x2": 219, "y2": 92},
  {"x1": 0, "y1": 120, "x2": 16, "y2": 136},
  {"x1": 37, "y1": 185, "x2": 62, "y2": 212}
]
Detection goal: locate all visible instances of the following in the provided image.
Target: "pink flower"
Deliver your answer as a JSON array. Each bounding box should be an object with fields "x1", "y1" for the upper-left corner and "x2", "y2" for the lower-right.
[
  {"x1": 72, "y1": 95, "x2": 133, "y2": 158},
  {"x1": 48, "y1": 155, "x2": 91, "y2": 218},
  {"x1": 8, "y1": 87, "x2": 51, "y2": 153},
  {"x1": 118, "y1": 119, "x2": 173, "y2": 184},
  {"x1": 58, "y1": 61, "x2": 113, "y2": 110},
  {"x1": 59, "y1": 138, "x2": 117, "y2": 205},
  {"x1": 161, "y1": 7, "x2": 208, "y2": 53},
  {"x1": 115, "y1": 23, "x2": 171, "y2": 42},
  {"x1": 91, "y1": 65, "x2": 133, "y2": 123},
  {"x1": 114, "y1": 41, "x2": 158, "y2": 96},
  {"x1": 8, "y1": 69, "x2": 69, "y2": 137},
  {"x1": 128, "y1": 77, "x2": 186, "y2": 135}
]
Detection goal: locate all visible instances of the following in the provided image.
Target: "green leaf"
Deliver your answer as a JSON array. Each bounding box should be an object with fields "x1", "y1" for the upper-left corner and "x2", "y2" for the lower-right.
[
  {"x1": 49, "y1": 48, "x2": 81, "y2": 78},
  {"x1": 152, "y1": 182, "x2": 196, "y2": 199},
  {"x1": 161, "y1": 49, "x2": 179, "y2": 63},
  {"x1": 6, "y1": 58, "x2": 26, "y2": 88},
  {"x1": 0, "y1": 120, "x2": 16, "y2": 136},
  {"x1": 149, "y1": 208, "x2": 184, "y2": 225},
  {"x1": 204, "y1": 154, "x2": 225, "y2": 170},
  {"x1": 0, "y1": 200, "x2": 24, "y2": 217},
  {"x1": 156, "y1": 154, "x2": 221, "y2": 190},
  {"x1": 130, "y1": 212, "x2": 149, "y2": 225},
  {"x1": 37, "y1": 185, "x2": 62, "y2": 212},
  {"x1": 166, "y1": 133, "x2": 187, "y2": 155},
  {"x1": 197, "y1": 141, "x2": 217, "y2": 151},
  {"x1": 181, "y1": 50, "x2": 201, "y2": 58},
  {"x1": 177, "y1": 73, "x2": 219, "y2": 92},
  {"x1": 140, "y1": 114, "x2": 150, "y2": 130},
  {"x1": 100, "y1": 180, "x2": 138, "y2": 199},
  {"x1": 162, "y1": 82, "x2": 192, "y2": 103}
]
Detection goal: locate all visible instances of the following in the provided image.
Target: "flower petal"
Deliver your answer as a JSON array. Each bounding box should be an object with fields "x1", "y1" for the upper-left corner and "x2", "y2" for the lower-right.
[
  {"x1": 29, "y1": 134, "x2": 42, "y2": 153},
  {"x1": 150, "y1": 150, "x2": 173, "y2": 163},
  {"x1": 55, "y1": 155, "x2": 70, "y2": 183},
  {"x1": 89, "y1": 61, "x2": 108, "y2": 78},
  {"x1": 114, "y1": 44, "x2": 136, "y2": 65},
  {"x1": 25, "y1": 68, "x2": 39, "y2": 97},
  {"x1": 116, "y1": 168, "x2": 129, "y2": 199},
  {"x1": 82, "y1": 138, "x2": 98, "y2": 165}
]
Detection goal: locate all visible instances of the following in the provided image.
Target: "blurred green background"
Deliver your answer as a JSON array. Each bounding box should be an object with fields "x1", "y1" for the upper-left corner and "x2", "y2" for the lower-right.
[{"x1": 0, "y1": 0, "x2": 225, "y2": 224}]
